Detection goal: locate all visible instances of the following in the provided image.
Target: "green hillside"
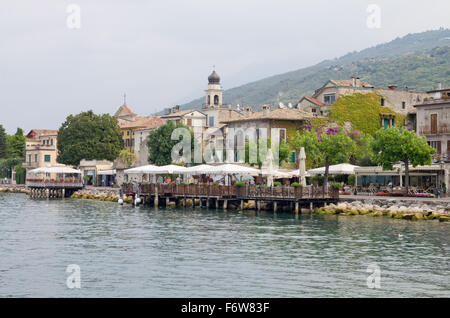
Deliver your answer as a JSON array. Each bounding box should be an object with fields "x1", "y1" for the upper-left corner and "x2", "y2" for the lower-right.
[{"x1": 180, "y1": 29, "x2": 450, "y2": 111}]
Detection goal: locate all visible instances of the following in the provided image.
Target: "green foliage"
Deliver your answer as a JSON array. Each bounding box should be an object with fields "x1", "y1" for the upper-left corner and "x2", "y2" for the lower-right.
[
  {"x1": 273, "y1": 181, "x2": 282, "y2": 187},
  {"x1": 348, "y1": 132, "x2": 375, "y2": 165},
  {"x1": 0, "y1": 125, "x2": 7, "y2": 159},
  {"x1": 290, "y1": 182, "x2": 301, "y2": 187},
  {"x1": 119, "y1": 150, "x2": 136, "y2": 167},
  {"x1": 329, "y1": 92, "x2": 403, "y2": 136},
  {"x1": 6, "y1": 128, "x2": 26, "y2": 158},
  {"x1": 0, "y1": 158, "x2": 22, "y2": 178},
  {"x1": 147, "y1": 120, "x2": 195, "y2": 166},
  {"x1": 371, "y1": 127, "x2": 435, "y2": 193},
  {"x1": 330, "y1": 182, "x2": 342, "y2": 190},
  {"x1": 234, "y1": 181, "x2": 245, "y2": 187},
  {"x1": 13, "y1": 164, "x2": 26, "y2": 184},
  {"x1": 57, "y1": 110, "x2": 123, "y2": 166},
  {"x1": 347, "y1": 174, "x2": 356, "y2": 186},
  {"x1": 180, "y1": 30, "x2": 450, "y2": 110},
  {"x1": 371, "y1": 127, "x2": 435, "y2": 170},
  {"x1": 290, "y1": 130, "x2": 322, "y2": 169}
]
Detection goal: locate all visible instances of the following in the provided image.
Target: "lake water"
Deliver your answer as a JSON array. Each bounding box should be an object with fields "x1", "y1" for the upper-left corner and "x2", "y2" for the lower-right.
[{"x1": 0, "y1": 193, "x2": 448, "y2": 297}]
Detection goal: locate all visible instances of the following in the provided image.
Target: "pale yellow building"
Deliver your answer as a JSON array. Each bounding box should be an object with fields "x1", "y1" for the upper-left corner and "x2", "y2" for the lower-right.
[{"x1": 23, "y1": 129, "x2": 59, "y2": 171}]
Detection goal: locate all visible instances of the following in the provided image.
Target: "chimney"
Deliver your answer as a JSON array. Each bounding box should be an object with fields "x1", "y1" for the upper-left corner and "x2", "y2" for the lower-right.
[
  {"x1": 262, "y1": 104, "x2": 270, "y2": 115},
  {"x1": 437, "y1": 83, "x2": 442, "y2": 90},
  {"x1": 351, "y1": 76, "x2": 356, "y2": 87},
  {"x1": 355, "y1": 77, "x2": 361, "y2": 87},
  {"x1": 172, "y1": 105, "x2": 180, "y2": 113}
]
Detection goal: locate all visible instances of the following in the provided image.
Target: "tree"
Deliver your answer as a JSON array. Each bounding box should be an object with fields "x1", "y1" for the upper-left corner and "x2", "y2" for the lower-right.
[
  {"x1": 119, "y1": 150, "x2": 136, "y2": 167},
  {"x1": 147, "y1": 121, "x2": 195, "y2": 166},
  {"x1": 57, "y1": 110, "x2": 123, "y2": 166},
  {"x1": 0, "y1": 125, "x2": 7, "y2": 159},
  {"x1": 319, "y1": 129, "x2": 356, "y2": 187},
  {"x1": 371, "y1": 127, "x2": 435, "y2": 195},
  {"x1": 6, "y1": 128, "x2": 26, "y2": 159},
  {"x1": 290, "y1": 129, "x2": 322, "y2": 169},
  {"x1": 291, "y1": 128, "x2": 356, "y2": 187}
]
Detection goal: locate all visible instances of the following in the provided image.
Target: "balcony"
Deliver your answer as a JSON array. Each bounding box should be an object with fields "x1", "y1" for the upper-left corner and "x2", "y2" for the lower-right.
[
  {"x1": 419, "y1": 125, "x2": 450, "y2": 135},
  {"x1": 22, "y1": 162, "x2": 39, "y2": 169}
]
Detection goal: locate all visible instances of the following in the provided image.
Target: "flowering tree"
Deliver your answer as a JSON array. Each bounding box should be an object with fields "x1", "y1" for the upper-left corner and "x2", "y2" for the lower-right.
[{"x1": 291, "y1": 127, "x2": 356, "y2": 187}]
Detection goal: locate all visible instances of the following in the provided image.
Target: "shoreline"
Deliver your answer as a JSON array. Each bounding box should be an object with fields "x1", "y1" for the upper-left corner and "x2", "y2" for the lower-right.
[{"x1": 1, "y1": 185, "x2": 449, "y2": 222}]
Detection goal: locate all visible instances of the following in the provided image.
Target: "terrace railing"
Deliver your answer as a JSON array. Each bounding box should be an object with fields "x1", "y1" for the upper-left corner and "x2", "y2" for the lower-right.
[{"x1": 122, "y1": 183, "x2": 339, "y2": 200}]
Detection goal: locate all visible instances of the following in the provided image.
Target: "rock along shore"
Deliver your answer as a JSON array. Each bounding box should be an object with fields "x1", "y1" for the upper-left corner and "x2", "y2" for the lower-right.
[{"x1": 317, "y1": 198, "x2": 450, "y2": 222}]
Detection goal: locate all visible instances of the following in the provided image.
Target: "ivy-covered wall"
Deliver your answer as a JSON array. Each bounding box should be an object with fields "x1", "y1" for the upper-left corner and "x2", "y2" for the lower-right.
[{"x1": 327, "y1": 92, "x2": 406, "y2": 135}]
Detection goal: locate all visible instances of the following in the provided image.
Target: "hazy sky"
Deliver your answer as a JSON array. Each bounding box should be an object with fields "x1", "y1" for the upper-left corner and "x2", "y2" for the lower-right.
[{"x1": 1, "y1": 0, "x2": 449, "y2": 133}]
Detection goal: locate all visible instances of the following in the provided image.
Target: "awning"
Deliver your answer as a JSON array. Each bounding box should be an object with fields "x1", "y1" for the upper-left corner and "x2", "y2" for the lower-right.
[
  {"x1": 28, "y1": 165, "x2": 81, "y2": 174},
  {"x1": 308, "y1": 163, "x2": 359, "y2": 175},
  {"x1": 97, "y1": 169, "x2": 116, "y2": 175}
]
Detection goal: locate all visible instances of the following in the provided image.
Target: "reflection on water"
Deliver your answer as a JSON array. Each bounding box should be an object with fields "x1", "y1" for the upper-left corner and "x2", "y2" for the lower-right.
[{"x1": 0, "y1": 193, "x2": 448, "y2": 297}]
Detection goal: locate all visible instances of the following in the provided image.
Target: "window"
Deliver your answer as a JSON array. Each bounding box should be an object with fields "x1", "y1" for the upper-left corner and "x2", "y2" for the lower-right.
[
  {"x1": 290, "y1": 151, "x2": 296, "y2": 163},
  {"x1": 214, "y1": 95, "x2": 219, "y2": 105},
  {"x1": 323, "y1": 94, "x2": 336, "y2": 105},
  {"x1": 312, "y1": 108, "x2": 316, "y2": 113},
  {"x1": 28, "y1": 155, "x2": 31, "y2": 163},
  {"x1": 44, "y1": 155, "x2": 51, "y2": 162},
  {"x1": 209, "y1": 116, "x2": 214, "y2": 127},
  {"x1": 187, "y1": 118, "x2": 192, "y2": 126},
  {"x1": 431, "y1": 114, "x2": 437, "y2": 134},
  {"x1": 121, "y1": 131, "x2": 124, "y2": 136},
  {"x1": 131, "y1": 139, "x2": 135, "y2": 147},
  {"x1": 127, "y1": 131, "x2": 130, "y2": 136},
  {"x1": 34, "y1": 154, "x2": 38, "y2": 162},
  {"x1": 279, "y1": 129, "x2": 286, "y2": 142},
  {"x1": 381, "y1": 98, "x2": 385, "y2": 106},
  {"x1": 402, "y1": 101, "x2": 406, "y2": 109},
  {"x1": 50, "y1": 139, "x2": 53, "y2": 146}
]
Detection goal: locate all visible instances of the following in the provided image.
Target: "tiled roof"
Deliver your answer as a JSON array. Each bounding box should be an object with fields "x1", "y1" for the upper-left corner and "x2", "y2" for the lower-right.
[
  {"x1": 119, "y1": 116, "x2": 164, "y2": 129},
  {"x1": 26, "y1": 129, "x2": 58, "y2": 138},
  {"x1": 304, "y1": 96, "x2": 325, "y2": 106},
  {"x1": 161, "y1": 109, "x2": 205, "y2": 118},
  {"x1": 223, "y1": 108, "x2": 314, "y2": 123},
  {"x1": 115, "y1": 104, "x2": 137, "y2": 117}
]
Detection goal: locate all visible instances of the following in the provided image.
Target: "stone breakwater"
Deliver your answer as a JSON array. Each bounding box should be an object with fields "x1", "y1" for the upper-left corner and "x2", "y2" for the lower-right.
[
  {"x1": 70, "y1": 187, "x2": 131, "y2": 203},
  {"x1": 318, "y1": 199, "x2": 450, "y2": 222},
  {"x1": 0, "y1": 185, "x2": 29, "y2": 194}
]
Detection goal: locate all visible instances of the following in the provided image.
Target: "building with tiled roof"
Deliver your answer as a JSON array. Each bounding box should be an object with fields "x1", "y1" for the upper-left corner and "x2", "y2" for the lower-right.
[
  {"x1": 222, "y1": 105, "x2": 316, "y2": 164},
  {"x1": 23, "y1": 129, "x2": 59, "y2": 172},
  {"x1": 297, "y1": 76, "x2": 432, "y2": 118}
]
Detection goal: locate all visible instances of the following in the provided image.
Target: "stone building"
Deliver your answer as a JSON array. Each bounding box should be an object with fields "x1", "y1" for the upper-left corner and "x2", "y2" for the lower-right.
[
  {"x1": 414, "y1": 86, "x2": 450, "y2": 161},
  {"x1": 297, "y1": 77, "x2": 431, "y2": 117},
  {"x1": 222, "y1": 105, "x2": 314, "y2": 164},
  {"x1": 160, "y1": 107, "x2": 207, "y2": 144},
  {"x1": 23, "y1": 129, "x2": 59, "y2": 172},
  {"x1": 113, "y1": 103, "x2": 163, "y2": 155}
]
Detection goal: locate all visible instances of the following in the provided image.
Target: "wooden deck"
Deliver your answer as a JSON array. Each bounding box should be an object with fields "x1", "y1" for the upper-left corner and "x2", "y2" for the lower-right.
[{"x1": 121, "y1": 183, "x2": 339, "y2": 212}]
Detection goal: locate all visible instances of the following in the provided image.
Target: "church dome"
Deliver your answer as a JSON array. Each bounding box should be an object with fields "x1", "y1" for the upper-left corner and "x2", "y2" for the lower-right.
[{"x1": 208, "y1": 70, "x2": 220, "y2": 84}]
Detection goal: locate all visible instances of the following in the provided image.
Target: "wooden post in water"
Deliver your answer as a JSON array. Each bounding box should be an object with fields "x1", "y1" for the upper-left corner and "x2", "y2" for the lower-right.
[
  {"x1": 154, "y1": 186, "x2": 159, "y2": 207},
  {"x1": 223, "y1": 199, "x2": 227, "y2": 210},
  {"x1": 240, "y1": 200, "x2": 244, "y2": 210},
  {"x1": 273, "y1": 201, "x2": 277, "y2": 213},
  {"x1": 295, "y1": 201, "x2": 299, "y2": 215}
]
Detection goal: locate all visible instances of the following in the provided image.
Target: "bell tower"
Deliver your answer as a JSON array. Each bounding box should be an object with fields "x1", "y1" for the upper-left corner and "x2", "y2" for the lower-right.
[{"x1": 205, "y1": 69, "x2": 223, "y2": 108}]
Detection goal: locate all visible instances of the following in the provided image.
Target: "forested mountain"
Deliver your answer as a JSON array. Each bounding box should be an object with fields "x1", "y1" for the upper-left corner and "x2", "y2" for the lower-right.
[{"x1": 179, "y1": 29, "x2": 450, "y2": 111}]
